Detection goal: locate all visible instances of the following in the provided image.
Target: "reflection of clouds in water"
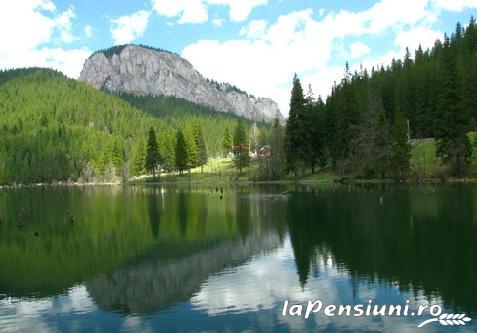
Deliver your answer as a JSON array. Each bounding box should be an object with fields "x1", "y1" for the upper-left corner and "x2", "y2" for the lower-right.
[
  {"x1": 191, "y1": 237, "x2": 339, "y2": 317},
  {"x1": 60, "y1": 285, "x2": 95, "y2": 314},
  {"x1": 190, "y1": 236, "x2": 471, "y2": 333},
  {"x1": 0, "y1": 285, "x2": 96, "y2": 332},
  {"x1": 121, "y1": 316, "x2": 155, "y2": 333},
  {"x1": 0, "y1": 235, "x2": 474, "y2": 333}
]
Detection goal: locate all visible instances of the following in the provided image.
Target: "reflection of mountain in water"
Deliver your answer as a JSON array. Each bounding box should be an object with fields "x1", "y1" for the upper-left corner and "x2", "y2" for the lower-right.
[
  {"x1": 287, "y1": 186, "x2": 477, "y2": 315},
  {"x1": 87, "y1": 232, "x2": 281, "y2": 315}
]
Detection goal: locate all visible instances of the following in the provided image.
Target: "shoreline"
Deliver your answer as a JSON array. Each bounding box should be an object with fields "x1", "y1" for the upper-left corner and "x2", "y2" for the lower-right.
[{"x1": 2, "y1": 176, "x2": 477, "y2": 189}]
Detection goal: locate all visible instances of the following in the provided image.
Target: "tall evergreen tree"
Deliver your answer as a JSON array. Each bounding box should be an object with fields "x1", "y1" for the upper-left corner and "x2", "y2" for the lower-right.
[
  {"x1": 131, "y1": 139, "x2": 147, "y2": 176},
  {"x1": 352, "y1": 81, "x2": 391, "y2": 178},
  {"x1": 269, "y1": 118, "x2": 286, "y2": 179},
  {"x1": 184, "y1": 125, "x2": 199, "y2": 170},
  {"x1": 195, "y1": 124, "x2": 208, "y2": 173},
  {"x1": 175, "y1": 129, "x2": 188, "y2": 175},
  {"x1": 222, "y1": 127, "x2": 232, "y2": 157},
  {"x1": 233, "y1": 119, "x2": 250, "y2": 174},
  {"x1": 436, "y1": 38, "x2": 472, "y2": 175},
  {"x1": 145, "y1": 127, "x2": 160, "y2": 179},
  {"x1": 284, "y1": 74, "x2": 307, "y2": 176},
  {"x1": 390, "y1": 111, "x2": 411, "y2": 178}
]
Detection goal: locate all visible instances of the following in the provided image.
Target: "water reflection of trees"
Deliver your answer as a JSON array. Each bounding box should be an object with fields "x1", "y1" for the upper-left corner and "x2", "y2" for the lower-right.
[
  {"x1": 0, "y1": 186, "x2": 286, "y2": 300},
  {"x1": 287, "y1": 185, "x2": 477, "y2": 315},
  {"x1": 86, "y1": 188, "x2": 287, "y2": 315}
]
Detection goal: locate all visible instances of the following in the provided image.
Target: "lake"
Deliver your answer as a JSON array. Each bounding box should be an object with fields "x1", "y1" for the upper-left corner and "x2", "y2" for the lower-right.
[{"x1": 0, "y1": 184, "x2": 476, "y2": 333}]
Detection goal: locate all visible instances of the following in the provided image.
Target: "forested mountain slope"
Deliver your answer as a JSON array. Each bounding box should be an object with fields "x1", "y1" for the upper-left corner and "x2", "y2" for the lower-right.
[{"x1": 0, "y1": 68, "x2": 256, "y2": 184}]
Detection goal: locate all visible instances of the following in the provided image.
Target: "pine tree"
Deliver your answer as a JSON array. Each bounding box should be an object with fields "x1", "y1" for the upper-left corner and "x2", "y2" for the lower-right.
[
  {"x1": 436, "y1": 38, "x2": 472, "y2": 175},
  {"x1": 196, "y1": 125, "x2": 208, "y2": 173},
  {"x1": 352, "y1": 81, "x2": 391, "y2": 178},
  {"x1": 175, "y1": 129, "x2": 188, "y2": 175},
  {"x1": 131, "y1": 139, "x2": 146, "y2": 176},
  {"x1": 110, "y1": 137, "x2": 124, "y2": 176},
  {"x1": 269, "y1": 118, "x2": 286, "y2": 179},
  {"x1": 145, "y1": 127, "x2": 160, "y2": 179},
  {"x1": 222, "y1": 127, "x2": 232, "y2": 157},
  {"x1": 284, "y1": 74, "x2": 307, "y2": 176},
  {"x1": 184, "y1": 125, "x2": 199, "y2": 170},
  {"x1": 304, "y1": 86, "x2": 324, "y2": 173},
  {"x1": 249, "y1": 123, "x2": 260, "y2": 153},
  {"x1": 233, "y1": 119, "x2": 250, "y2": 174},
  {"x1": 390, "y1": 111, "x2": 411, "y2": 178}
]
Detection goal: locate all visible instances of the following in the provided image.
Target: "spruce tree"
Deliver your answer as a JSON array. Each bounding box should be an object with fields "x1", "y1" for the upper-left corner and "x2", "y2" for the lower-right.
[
  {"x1": 390, "y1": 111, "x2": 410, "y2": 178},
  {"x1": 436, "y1": 38, "x2": 472, "y2": 175},
  {"x1": 131, "y1": 139, "x2": 146, "y2": 176},
  {"x1": 175, "y1": 129, "x2": 188, "y2": 175},
  {"x1": 269, "y1": 118, "x2": 286, "y2": 179},
  {"x1": 352, "y1": 81, "x2": 391, "y2": 178},
  {"x1": 233, "y1": 119, "x2": 250, "y2": 174},
  {"x1": 145, "y1": 127, "x2": 160, "y2": 179},
  {"x1": 184, "y1": 126, "x2": 199, "y2": 170},
  {"x1": 193, "y1": 124, "x2": 208, "y2": 173},
  {"x1": 284, "y1": 74, "x2": 307, "y2": 176},
  {"x1": 222, "y1": 127, "x2": 232, "y2": 157}
]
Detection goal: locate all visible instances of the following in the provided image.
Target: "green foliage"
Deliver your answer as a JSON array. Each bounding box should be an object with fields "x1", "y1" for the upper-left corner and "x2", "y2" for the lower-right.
[
  {"x1": 175, "y1": 129, "x2": 188, "y2": 174},
  {"x1": 145, "y1": 127, "x2": 160, "y2": 178},
  {"x1": 390, "y1": 112, "x2": 411, "y2": 177},
  {"x1": 222, "y1": 127, "x2": 232, "y2": 157},
  {"x1": 435, "y1": 37, "x2": 472, "y2": 175},
  {"x1": 321, "y1": 19, "x2": 477, "y2": 177},
  {"x1": 232, "y1": 119, "x2": 250, "y2": 174},
  {"x1": 0, "y1": 68, "x2": 270, "y2": 184},
  {"x1": 196, "y1": 124, "x2": 208, "y2": 172},
  {"x1": 0, "y1": 68, "x2": 157, "y2": 184},
  {"x1": 121, "y1": 93, "x2": 263, "y2": 157},
  {"x1": 131, "y1": 139, "x2": 146, "y2": 176},
  {"x1": 257, "y1": 118, "x2": 286, "y2": 180},
  {"x1": 284, "y1": 74, "x2": 307, "y2": 175},
  {"x1": 351, "y1": 82, "x2": 391, "y2": 178}
]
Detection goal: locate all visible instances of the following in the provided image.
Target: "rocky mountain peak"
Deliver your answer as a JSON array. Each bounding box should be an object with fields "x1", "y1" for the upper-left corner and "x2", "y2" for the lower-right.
[{"x1": 79, "y1": 44, "x2": 283, "y2": 123}]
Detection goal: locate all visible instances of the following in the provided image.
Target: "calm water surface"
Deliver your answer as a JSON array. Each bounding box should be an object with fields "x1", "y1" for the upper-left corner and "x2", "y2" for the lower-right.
[{"x1": 0, "y1": 184, "x2": 476, "y2": 332}]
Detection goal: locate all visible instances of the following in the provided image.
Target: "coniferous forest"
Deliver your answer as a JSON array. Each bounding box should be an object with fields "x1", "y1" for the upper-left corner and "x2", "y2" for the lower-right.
[
  {"x1": 286, "y1": 18, "x2": 477, "y2": 179},
  {"x1": 1, "y1": 19, "x2": 477, "y2": 184},
  {"x1": 0, "y1": 68, "x2": 262, "y2": 184}
]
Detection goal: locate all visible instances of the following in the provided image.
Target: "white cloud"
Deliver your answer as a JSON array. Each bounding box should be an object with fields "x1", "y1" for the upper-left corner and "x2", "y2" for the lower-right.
[
  {"x1": 0, "y1": 0, "x2": 91, "y2": 79},
  {"x1": 434, "y1": 0, "x2": 477, "y2": 11},
  {"x1": 182, "y1": 0, "x2": 445, "y2": 115},
  {"x1": 239, "y1": 19, "x2": 268, "y2": 39},
  {"x1": 0, "y1": 0, "x2": 56, "y2": 52},
  {"x1": 110, "y1": 10, "x2": 150, "y2": 44},
  {"x1": 84, "y1": 24, "x2": 93, "y2": 38},
  {"x1": 55, "y1": 6, "x2": 76, "y2": 43},
  {"x1": 152, "y1": 0, "x2": 266, "y2": 24},
  {"x1": 394, "y1": 27, "x2": 442, "y2": 53},
  {"x1": 152, "y1": 0, "x2": 208, "y2": 24},
  {"x1": 0, "y1": 47, "x2": 91, "y2": 79},
  {"x1": 208, "y1": 0, "x2": 268, "y2": 22},
  {"x1": 212, "y1": 18, "x2": 225, "y2": 27},
  {"x1": 349, "y1": 42, "x2": 371, "y2": 59}
]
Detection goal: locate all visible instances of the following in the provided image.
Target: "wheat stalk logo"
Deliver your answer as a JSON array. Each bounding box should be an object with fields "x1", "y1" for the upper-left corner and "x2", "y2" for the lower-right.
[{"x1": 418, "y1": 313, "x2": 472, "y2": 328}]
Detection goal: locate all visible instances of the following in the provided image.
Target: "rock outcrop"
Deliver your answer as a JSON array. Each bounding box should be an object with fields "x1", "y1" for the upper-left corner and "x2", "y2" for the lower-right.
[{"x1": 79, "y1": 45, "x2": 283, "y2": 123}]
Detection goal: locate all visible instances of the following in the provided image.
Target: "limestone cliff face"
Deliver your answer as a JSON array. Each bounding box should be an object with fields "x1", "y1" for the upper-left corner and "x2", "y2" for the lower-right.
[{"x1": 79, "y1": 45, "x2": 283, "y2": 123}]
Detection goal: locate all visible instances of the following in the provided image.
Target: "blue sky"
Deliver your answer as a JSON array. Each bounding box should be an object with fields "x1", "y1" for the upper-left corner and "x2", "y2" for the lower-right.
[{"x1": 1, "y1": 0, "x2": 477, "y2": 114}]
